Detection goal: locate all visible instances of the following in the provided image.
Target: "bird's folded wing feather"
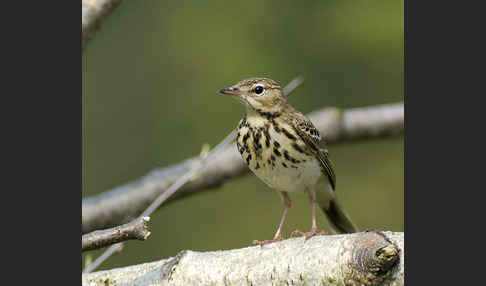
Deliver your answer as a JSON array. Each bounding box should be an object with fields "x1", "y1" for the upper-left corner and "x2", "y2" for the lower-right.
[{"x1": 290, "y1": 112, "x2": 336, "y2": 189}]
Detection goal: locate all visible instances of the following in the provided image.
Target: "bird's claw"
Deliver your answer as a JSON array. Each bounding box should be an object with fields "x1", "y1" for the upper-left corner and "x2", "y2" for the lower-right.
[
  {"x1": 291, "y1": 228, "x2": 326, "y2": 240},
  {"x1": 252, "y1": 236, "x2": 282, "y2": 247}
]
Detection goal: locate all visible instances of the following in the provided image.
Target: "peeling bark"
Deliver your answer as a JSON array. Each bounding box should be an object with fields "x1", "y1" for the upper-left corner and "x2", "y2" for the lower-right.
[{"x1": 82, "y1": 231, "x2": 404, "y2": 286}]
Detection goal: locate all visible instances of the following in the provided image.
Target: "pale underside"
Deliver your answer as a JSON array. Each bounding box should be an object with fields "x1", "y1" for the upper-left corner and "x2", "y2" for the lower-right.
[{"x1": 239, "y1": 115, "x2": 329, "y2": 194}]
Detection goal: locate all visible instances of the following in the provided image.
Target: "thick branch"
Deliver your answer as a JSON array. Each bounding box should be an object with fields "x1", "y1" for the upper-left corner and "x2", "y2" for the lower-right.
[
  {"x1": 82, "y1": 102, "x2": 403, "y2": 234},
  {"x1": 82, "y1": 231, "x2": 404, "y2": 286},
  {"x1": 82, "y1": 217, "x2": 151, "y2": 251},
  {"x1": 82, "y1": 0, "x2": 122, "y2": 48}
]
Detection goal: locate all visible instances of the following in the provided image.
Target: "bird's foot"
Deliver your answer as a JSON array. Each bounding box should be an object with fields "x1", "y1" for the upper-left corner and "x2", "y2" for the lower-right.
[
  {"x1": 252, "y1": 236, "x2": 282, "y2": 247},
  {"x1": 291, "y1": 228, "x2": 327, "y2": 241}
]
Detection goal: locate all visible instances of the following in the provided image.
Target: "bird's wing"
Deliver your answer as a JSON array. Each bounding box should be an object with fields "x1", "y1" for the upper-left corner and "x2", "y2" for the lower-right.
[{"x1": 290, "y1": 112, "x2": 336, "y2": 189}]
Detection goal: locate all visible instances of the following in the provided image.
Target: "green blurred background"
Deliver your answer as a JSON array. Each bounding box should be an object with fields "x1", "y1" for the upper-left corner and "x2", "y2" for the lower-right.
[{"x1": 82, "y1": 0, "x2": 403, "y2": 271}]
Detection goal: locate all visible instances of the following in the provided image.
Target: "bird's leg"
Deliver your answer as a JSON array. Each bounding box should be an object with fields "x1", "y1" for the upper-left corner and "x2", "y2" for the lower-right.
[
  {"x1": 291, "y1": 191, "x2": 326, "y2": 240},
  {"x1": 310, "y1": 196, "x2": 319, "y2": 233},
  {"x1": 253, "y1": 192, "x2": 291, "y2": 246}
]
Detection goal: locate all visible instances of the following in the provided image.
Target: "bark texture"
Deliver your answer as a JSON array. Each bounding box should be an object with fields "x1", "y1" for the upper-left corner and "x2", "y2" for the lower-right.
[
  {"x1": 82, "y1": 217, "x2": 151, "y2": 251},
  {"x1": 82, "y1": 231, "x2": 403, "y2": 286}
]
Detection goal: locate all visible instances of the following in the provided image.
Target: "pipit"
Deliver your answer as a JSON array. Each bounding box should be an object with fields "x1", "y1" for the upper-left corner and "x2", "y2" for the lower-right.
[{"x1": 220, "y1": 77, "x2": 358, "y2": 246}]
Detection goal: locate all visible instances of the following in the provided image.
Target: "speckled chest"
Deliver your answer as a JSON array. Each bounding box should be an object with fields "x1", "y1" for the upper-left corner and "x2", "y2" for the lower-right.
[{"x1": 235, "y1": 114, "x2": 323, "y2": 192}]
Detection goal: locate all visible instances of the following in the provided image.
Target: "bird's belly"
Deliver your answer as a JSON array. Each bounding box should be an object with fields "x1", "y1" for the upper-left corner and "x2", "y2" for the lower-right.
[
  {"x1": 250, "y1": 157, "x2": 322, "y2": 192},
  {"x1": 236, "y1": 115, "x2": 323, "y2": 193}
]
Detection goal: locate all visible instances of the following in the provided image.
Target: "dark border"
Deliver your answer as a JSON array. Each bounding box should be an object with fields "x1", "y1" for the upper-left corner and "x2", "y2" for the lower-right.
[
  {"x1": 5, "y1": 0, "x2": 82, "y2": 283},
  {"x1": 405, "y1": 0, "x2": 481, "y2": 283}
]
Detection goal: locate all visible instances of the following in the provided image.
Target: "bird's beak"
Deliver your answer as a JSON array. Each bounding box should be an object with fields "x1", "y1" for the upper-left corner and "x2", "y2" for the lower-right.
[{"x1": 219, "y1": 86, "x2": 242, "y2": 96}]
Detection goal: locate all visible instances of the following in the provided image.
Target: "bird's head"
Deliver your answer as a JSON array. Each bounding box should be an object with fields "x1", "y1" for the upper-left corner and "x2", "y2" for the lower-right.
[{"x1": 220, "y1": 77, "x2": 287, "y2": 114}]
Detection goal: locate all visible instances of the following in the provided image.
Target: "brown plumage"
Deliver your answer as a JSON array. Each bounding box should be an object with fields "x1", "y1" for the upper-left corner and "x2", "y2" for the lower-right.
[{"x1": 220, "y1": 77, "x2": 358, "y2": 246}]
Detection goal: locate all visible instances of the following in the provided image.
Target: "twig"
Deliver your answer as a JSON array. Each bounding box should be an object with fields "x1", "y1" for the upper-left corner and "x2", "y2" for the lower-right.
[
  {"x1": 82, "y1": 0, "x2": 122, "y2": 48},
  {"x1": 82, "y1": 77, "x2": 307, "y2": 233},
  {"x1": 82, "y1": 217, "x2": 151, "y2": 252},
  {"x1": 140, "y1": 131, "x2": 234, "y2": 218},
  {"x1": 138, "y1": 76, "x2": 303, "y2": 218},
  {"x1": 82, "y1": 77, "x2": 305, "y2": 273},
  {"x1": 282, "y1": 76, "x2": 304, "y2": 96},
  {"x1": 82, "y1": 231, "x2": 404, "y2": 286},
  {"x1": 83, "y1": 243, "x2": 123, "y2": 273},
  {"x1": 82, "y1": 101, "x2": 403, "y2": 234}
]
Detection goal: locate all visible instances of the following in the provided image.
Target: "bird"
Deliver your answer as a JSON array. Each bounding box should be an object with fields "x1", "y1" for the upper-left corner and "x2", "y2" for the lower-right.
[{"x1": 220, "y1": 77, "x2": 358, "y2": 246}]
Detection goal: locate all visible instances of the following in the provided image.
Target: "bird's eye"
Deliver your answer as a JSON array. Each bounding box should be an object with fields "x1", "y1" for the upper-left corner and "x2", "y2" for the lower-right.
[{"x1": 254, "y1": 85, "x2": 264, "y2": 94}]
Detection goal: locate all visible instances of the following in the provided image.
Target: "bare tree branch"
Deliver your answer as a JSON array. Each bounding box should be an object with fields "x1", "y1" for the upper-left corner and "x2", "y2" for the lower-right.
[
  {"x1": 82, "y1": 217, "x2": 151, "y2": 252},
  {"x1": 83, "y1": 78, "x2": 306, "y2": 273},
  {"x1": 82, "y1": 0, "x2": 122, "y2": 48},
  {"x1": 82, "y1": 231, "x2": 403, "y2": 286},
  {"x1": 83, "y1": 131, "x2": 235, "y2": 273},
  {"x1": 82, "y1": 102, "x2": 403, "y2": 234}
]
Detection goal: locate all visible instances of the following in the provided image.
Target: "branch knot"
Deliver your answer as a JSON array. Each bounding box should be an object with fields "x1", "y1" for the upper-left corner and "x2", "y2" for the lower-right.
[{"x1": 345, "y1": 231, "x2": 400, "y2": 286}]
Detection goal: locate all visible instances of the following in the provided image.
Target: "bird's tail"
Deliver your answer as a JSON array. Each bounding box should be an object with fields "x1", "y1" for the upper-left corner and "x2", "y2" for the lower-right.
[{"x1": 315, "y1": 185, "x2": 358, "y2": 234}]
